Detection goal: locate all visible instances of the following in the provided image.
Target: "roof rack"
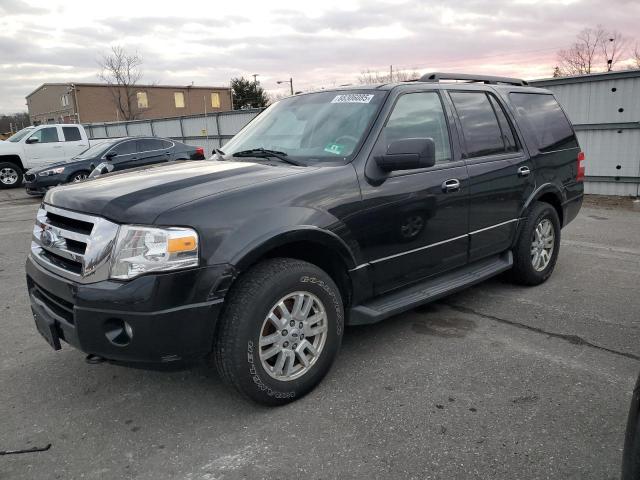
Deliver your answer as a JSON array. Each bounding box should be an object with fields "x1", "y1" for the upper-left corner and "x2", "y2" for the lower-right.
[{"x1": 419, "y1": 72, "x2": 528, "y2": 86}]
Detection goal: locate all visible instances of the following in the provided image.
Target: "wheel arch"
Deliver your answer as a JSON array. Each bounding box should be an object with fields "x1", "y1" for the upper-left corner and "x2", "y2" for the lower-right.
[
  {"x1": 521, "y1": 183, "x2": 564, "y2": 227},
  {"x1": 231, "y1": 227, "x2": 357, "y2": 308},
  {"x1": 0, "y1": 155, "x2": 24, "y2": 171}
]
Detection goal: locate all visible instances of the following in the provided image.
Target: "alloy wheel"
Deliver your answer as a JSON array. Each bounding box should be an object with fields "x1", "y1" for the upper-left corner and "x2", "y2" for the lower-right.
[
  {"x1": 0, "y1": 167, "x2": 19, "y2": 185},
  {"x1": 531, "y1": 218, "x2": 555, "y2": 272},
  {"x1": 259, "y1": 291, "x2": 328, "y2": 381}
]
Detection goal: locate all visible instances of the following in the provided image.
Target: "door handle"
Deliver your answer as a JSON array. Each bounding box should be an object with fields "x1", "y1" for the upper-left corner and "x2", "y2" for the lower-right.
[
  {"x1": 442, "y1": 178, "x2": 461, "y2": 193},
  {"x1": 517, "y1": 166, "x2": 531, "y2": 177}
]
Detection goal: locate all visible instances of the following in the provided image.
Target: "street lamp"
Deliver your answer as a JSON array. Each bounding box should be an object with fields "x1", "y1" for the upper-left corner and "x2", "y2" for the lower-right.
[{"x1": 277, "y1": 77, "x2": 294, "y2": 96}]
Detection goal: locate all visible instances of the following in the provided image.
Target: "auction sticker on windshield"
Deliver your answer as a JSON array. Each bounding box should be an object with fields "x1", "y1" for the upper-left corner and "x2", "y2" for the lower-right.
[{"x1": 331, "y1": 94, "x2": 375, "y2": 104}]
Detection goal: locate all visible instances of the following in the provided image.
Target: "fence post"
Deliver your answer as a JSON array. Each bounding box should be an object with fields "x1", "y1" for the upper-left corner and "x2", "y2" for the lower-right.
[
  {"x1": 150, "y1": 119, "x2": 155, "y2": 136},
  {"x1": 214, "y1": 112, "x2": 221, "y2": 148},
  {"x1": 179, "y1": 117, "x2": 185, "y2": 142},
  {"x1": 124, "y1": 122, "x2": 129, "y2": 136}
]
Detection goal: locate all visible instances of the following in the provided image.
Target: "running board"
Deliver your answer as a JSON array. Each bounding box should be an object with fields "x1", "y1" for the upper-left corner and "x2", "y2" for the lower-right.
[{"x1": 348, "y1": 251, "x2": 513, "y2": 325}]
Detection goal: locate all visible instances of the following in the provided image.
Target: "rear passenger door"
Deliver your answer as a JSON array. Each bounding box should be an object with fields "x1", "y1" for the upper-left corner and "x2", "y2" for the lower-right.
[
  {"x1": 106, "y1": 140, "x2": 138, "y2": 170},
  {"x1": 134, "y1": 139, "x2": 173, "y2": 167},
  {"x1": 61, "y1": 126, "x2": 88, "y2": 157},
  {"x1": 448, "y1": 90, "x2": 534, "y2": 261}
]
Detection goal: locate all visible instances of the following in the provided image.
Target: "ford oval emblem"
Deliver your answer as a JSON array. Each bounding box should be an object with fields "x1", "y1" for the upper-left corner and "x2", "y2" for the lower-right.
[{"x1": 40, "y1": 228, "x2": 57, "y2": 248}]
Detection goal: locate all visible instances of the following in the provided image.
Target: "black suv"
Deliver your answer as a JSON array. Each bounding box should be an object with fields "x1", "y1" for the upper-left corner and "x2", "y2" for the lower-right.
[
  {"x1": 24, "y1": 136, "x2": 205, "y2": 195},
  {"x1": 25, "y1": 73, "x2": 584, "y2": 405}
]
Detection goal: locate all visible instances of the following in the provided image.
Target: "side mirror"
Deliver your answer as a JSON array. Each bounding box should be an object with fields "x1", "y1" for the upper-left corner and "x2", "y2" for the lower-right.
[
  {"x1": 375, "y1": 138, "x2": 436, "y2": 172},
  {"x1": 26, "y1": 137, "x2": 39, "y2": 144},
  {"x1": 105, "y1": 152, "x2": 117, "y2": 160}
]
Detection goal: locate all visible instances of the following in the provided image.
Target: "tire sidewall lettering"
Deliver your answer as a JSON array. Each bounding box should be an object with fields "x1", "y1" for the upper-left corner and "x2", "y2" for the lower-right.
[
  {"x1": 300, "y1": 275, "x2": 344, "y2": 336},
  {"x1": 246, "y1": 340, "x2": 296, "y2": 399}
]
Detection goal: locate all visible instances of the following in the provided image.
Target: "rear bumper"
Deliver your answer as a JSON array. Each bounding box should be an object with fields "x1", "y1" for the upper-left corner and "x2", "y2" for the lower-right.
[{"x1": 26, "y1": 255, "x2": 234, "y2": 364}]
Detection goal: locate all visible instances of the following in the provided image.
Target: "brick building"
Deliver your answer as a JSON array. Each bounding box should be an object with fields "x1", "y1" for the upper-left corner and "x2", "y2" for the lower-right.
[{"x1": 26, "y1": 83, "x2": 233, "y2": 125}]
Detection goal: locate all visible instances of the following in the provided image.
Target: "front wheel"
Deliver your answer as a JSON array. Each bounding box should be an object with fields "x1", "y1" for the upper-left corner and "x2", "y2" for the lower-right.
[
  {"x1": 214, "y1": 258, "x2": 344, "y2": 405},
  {"x1": 510, "y1": 201, "x2": 561, "y2": 286},
  {"x1": 69, "y1": 170, "x2": 90, "y2": 183},
  {"x1": 0, "y1": 162, "x2": 23, "y2": 189}
]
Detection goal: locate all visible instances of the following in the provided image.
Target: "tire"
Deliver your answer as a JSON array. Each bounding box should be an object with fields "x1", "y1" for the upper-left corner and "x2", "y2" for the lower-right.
[
  {"x1": 69, "y1": 170, "x2": 90, "y2": 183},
  {"x1": 0, "y1": 162, "x2": 23, "y2": 189},
  {"x1": 214, "y1": 258, "x2": 344, "y2": 405},
  {"x1": 622, "y1": 375, "x2": 640, "y2": 480},
  {"x1": 510, "y1": 201, "x2": 561, "y2": 286}
]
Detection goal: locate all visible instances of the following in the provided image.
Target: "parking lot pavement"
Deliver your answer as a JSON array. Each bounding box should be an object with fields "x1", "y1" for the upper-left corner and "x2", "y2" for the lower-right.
[{"x1": 1, "y1": 189, "x2": 639, "y2": 480}]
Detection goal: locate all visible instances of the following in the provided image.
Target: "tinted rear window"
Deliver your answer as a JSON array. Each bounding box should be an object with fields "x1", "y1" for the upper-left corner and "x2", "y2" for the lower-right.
[
  {"x1": 138, "y1": 139, "x2": 166, "y2": 152},
  {"x1": 62, "y1": 126, "x2": 82, "y2": 142},
  {"x1": 509, "y1": 93, "x2": 578, "y2": 152}
]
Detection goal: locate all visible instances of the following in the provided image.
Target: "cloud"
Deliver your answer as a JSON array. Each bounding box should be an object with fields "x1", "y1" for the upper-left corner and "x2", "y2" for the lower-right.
[{"x1": 1, "y1": 0, "x2": 639, "y2": 113}]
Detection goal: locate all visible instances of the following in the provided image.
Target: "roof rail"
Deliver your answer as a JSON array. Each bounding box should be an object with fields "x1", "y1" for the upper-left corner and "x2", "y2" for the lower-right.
[{"x1": 419, "y1": 72, "x2": 528, "y2": 86}]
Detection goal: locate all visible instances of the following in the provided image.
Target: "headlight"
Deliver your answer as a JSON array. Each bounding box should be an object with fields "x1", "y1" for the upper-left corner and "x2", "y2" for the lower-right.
[
  {"x1": 110, "y1": 225, "x2": 199, "y2": 280},
  {"x1": 38, "y1": 167, "x2": 65, "y2": 176}
]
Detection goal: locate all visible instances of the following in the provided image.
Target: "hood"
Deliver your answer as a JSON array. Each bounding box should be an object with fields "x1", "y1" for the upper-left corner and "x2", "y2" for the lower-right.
[
  {"x1": 0, "y1": 140, "x2": 19, "y2": 153},
  {"x1": 45, "y1": 160, "x2": 308, "y2": 224}
]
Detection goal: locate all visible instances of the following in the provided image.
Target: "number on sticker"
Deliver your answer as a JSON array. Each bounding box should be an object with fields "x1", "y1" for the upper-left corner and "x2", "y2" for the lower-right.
[{"x1": 331, "y1": 94, "x2": 375, "y2": 104}]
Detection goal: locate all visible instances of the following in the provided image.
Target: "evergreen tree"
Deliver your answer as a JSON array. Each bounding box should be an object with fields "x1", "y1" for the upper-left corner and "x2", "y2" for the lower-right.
[{"x1": 231, "y1": 77, "x2": 269, "y2": 109}]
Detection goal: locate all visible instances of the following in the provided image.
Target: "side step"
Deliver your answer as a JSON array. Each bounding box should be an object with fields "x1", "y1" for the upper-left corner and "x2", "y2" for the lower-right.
[{"x1": 348, "y1": 251, "x2": 513, "y2": 325}]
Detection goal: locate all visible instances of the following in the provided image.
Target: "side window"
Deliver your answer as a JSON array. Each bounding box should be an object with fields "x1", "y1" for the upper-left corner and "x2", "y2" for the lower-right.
[
  {"x1": 137, "y1": 139, "x2": 164, "y2": 152},
  {"x1": 509, "y1": 93, "x2": 578, "y2": 152},
  {"x1": 161, "y1": 140, "x2": 173, "y2": 149},
  {"x1": 211, "y1": 92, "x2": 220, "y2": 108},
  {"x1": 111, "y1": 140, "x2": 136, "y2": 156},
  {"x1": 450, "y1": 92, "x2": 505, "y2": 158},
  {"x1": 488, "y1": 95, "x2": 518, "y2": 152},
  {"x1": 62, "y1": 126, "x2": 82, "y2": 142},
  {"x1": 29, "y1": 127, "x2": 59, "y2": 143},
  {"x1": 379, "y1": 92, "x2": 451, "y2": 163}
]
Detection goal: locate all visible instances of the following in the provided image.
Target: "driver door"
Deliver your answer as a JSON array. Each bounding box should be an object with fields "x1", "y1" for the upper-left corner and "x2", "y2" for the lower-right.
[
  {"x1": 24, "y1": 126, "x2": 66, "y2": 168},
  {"x1": 353, "y1": 91, "x2": 469, "y2": 294}
]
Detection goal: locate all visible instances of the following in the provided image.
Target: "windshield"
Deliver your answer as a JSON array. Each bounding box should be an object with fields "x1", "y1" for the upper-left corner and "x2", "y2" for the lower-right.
[
  {"x1": 7, "y1": 127, "x2": 35, "y2": 143},
  {"x1": 221, "y1": 90, "x2": 386, "y2": 163},
  {"x1": 71, "y1": 140, "x2": 116, "y2": 160}
]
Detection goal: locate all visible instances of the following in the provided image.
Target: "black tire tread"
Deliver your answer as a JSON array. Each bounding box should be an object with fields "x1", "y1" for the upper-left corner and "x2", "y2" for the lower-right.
[{"x1": 213, "y1": 258, "x2": 339, "y2": 402}]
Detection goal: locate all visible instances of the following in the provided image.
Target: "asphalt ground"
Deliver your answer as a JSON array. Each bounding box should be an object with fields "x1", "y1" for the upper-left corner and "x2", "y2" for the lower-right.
[{"x1": 1, "y1": 188, "x2": 639, "y2": 480}]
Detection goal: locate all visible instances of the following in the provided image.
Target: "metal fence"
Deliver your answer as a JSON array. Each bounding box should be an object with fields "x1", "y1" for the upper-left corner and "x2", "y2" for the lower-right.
[
  {"x1": 83, "y1": 109, "x2": 263, "y2": 155},
  {"x1": 530, "y1": 70, "x2": 640, "y2": 197}
]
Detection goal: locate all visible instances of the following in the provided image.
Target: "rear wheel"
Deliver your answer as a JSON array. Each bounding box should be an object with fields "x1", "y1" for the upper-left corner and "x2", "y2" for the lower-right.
[
  {"x1": 214, "y1": 258, "x2": 344, "y2": 405},
  {"x1": 510, "y1": 201, "x2": 561, "y2": 285},
  {"x1": 0, "y1": 162, "x2": 22, "y2": 189}
]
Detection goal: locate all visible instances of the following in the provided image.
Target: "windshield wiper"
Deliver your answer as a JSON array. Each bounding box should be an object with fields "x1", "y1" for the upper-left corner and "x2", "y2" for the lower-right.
[{"x1": 232, "y1": 148, "x2": 303, "y2": 166}]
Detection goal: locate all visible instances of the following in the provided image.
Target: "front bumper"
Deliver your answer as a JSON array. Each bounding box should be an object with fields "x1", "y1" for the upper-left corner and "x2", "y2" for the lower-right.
[
  {"x1": 24, "y1": 173, "x2": 63, "y2": 196},
  {"x1": 26, "y1": 255, "x2": 235, "y2": 363}
]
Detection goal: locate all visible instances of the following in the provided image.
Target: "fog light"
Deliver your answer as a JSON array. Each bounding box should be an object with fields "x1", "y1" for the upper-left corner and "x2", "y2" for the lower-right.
[{"x1": 104, "y1": 318, "x2": 133, "y2": 346}]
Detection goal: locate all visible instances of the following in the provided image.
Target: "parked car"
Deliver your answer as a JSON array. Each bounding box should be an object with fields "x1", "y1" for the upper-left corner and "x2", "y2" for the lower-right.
[
  {"x1": 0, "y1": 124, "x2": 93, "y2": 189},
  {"x1": 24, "y1": 136, "x2": 205, "y2": 195},
  {"x1": 25, "y1": 73, "x2": 584, "y2": 405},
  {"x1": 622, "y1": 371, "x2": 640, "y2": 479}
]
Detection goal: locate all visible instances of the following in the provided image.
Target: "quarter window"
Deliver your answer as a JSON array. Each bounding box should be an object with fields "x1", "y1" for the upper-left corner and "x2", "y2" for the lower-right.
[
  {"x1": 62, "y1": 126, "x2": 81, "y2": 142},
  {"x1": 174, "y1": 92, "x2": 185, "y2": 108},
  {"x1": 379, "y1": 92, "x2": 452, "y2": 163},
  {"x1": 29, "y1": 127, "x2": 59, "y2": 143},
  {"x1": 211, "y1": 92, "x2": 220, "y2": 108},
  {"x1": 450, "y1": 92, "x2": 505, "y2": 158},
  {"x1": 509, "y1": 93, "x2": 578, "y2": 152},
  {"x1": 137, "y1": 92, "x2": 149, "y2": 109}
]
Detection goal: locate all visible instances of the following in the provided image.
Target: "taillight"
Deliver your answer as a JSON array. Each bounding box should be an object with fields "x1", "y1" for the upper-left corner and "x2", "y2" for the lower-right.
[
  {"x1": 576, "y1": 151, "x2": 585, "y2": 182},
  {"x1": 195, "y1": 147, "x2": 204, "y2": 157}
]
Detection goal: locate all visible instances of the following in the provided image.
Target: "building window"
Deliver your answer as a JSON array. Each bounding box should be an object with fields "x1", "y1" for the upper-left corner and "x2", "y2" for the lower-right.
[
  {"x1": 137, "y1": 91, "x2": 149, "y2": 109},
  {"x1": 211, "y1": 92, "x2": 220, "y2": 108},
  {"x1": 61, "y1": 95, "x2": 69, "y2": 107},
  {"x1": 174, "y1": 92, "x2": 185, "y2": 108}
]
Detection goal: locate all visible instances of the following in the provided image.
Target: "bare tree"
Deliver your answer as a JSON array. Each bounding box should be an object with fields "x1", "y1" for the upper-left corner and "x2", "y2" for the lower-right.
[
  {"x1": 633, "y1": 44, "x2": 640, "y2": 69},
  {"x1": 358, "y1": 67, "x2": 420, "y2": 85},
  {"x1": 557, "y1": 26, "x2": 628, "y2": 75},
  {"x1": 98, "y1": 46, "x2": 144, "y2": 121},
  {"x1": 600, "y1": 30, "x2": 627, "y2": 71}
]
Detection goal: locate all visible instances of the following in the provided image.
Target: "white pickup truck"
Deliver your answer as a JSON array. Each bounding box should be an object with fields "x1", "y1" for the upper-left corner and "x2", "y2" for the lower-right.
[{"x1": 0, "y1": 124, "x2": 93, "y2": 189}]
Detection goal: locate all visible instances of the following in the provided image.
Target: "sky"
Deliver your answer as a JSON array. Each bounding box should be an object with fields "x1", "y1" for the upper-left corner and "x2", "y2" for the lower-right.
[{"x1": 1, "y1": 0, "x2": 639, "y2": 114}]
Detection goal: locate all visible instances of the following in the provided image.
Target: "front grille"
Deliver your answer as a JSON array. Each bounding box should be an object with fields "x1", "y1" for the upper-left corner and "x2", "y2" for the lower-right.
[
  {"x1": 24, "y1": 173, "x2": 36, "y2": 182},
  {"x1": 31, "y1": 204, "x2": 120, "y2": 283}
]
